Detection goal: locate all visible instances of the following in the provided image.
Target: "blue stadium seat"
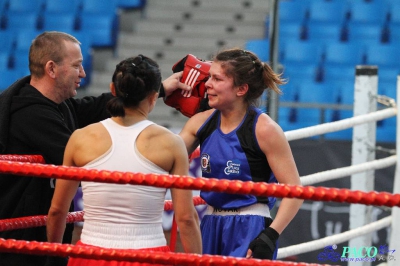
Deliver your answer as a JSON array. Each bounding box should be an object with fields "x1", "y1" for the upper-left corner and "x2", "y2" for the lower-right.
[
  {"x1": 244, "y1": 38, "x2": 269, "y2": 62},
  {"x1": 378, "y1": 67, "x2": 399, "y2": 85},
  {"x1": 279, "y1": 81, "x2": 298, "y2": 102},
  {"x1": 282, "y1": 63, "x2": 322, "y2": 83},
  {"x1": 11, "y1": 49, "x2": 29, "y2": 74},
  {"x1": 4, "y1": 12, "x2": 40, "y2": 31},
  {"x1": 322, "y1": 64, "x2": 356, "y2": 84},
  {"x1": 0, "y1": 51, "x2": 10, "y2": 70},
  {"x1": 306, "y1": 22, "x2": 343, "y2": 43},
  {"x1": 278, "y1": 80, "x2": 335, "y2": 136},
  {"x1": 79, "y1": 13, "x2": 118, "y2": 48},
  {"x1": 388, "y1": 24, "x2": 400, "y2": 43},
  {"x1": 81, "y1": 0, "x2": 117, "y2": 15},
  {"x1": 0, "y1": 69, "x2": 25, "y2": 92},
  {"x1": 345, "y1": 23, "x2": 385, "y2": 45},
  {"x1": 278, "y1": 107, "x2": 297, "y2": 132},
  {"x1": 324, "y1": 42, "x2": 366, "y2": 67},
  {"x1": 279, "y1": 22, "x2": 305, "y2": 43},
  {"x1": 42, "y1": 12, "x2": 78, "y2": 32},
  {"x1": 347, "y1": 0, "x2": 389, "y2": 25},
  {"x1": 281, "y1": 40, "x2": 324, "y2": 66},
  {"x1": 323, "y1": 81, "x2": 354, "y2": 140},
  {"x1": 0, "y1": 30, "x2": 16, "y2": 53},
  {"x1": 379, "y1": 80, "x2": 396, "y2": 101},
  {"x1": 278, "y1": 0, "x2": 309, "y2": 24},
  {"x1": 14, "y1": 30, "x2": 42, "y2": 54},
  {"x1": 365, "y1": 43, "x2": 400, "y2": 67},
  {"x1": 8, "y1": 0, "x2": 45, "y2": 13},
  {"x1": 278, "y1": 81, "x2": 318, "y2": 133},
  {"x1": 117, "y1": 0, "x2": 146, "y2": 9},
  {"x1": 0, "y1": 0, "x2": 8, "y2": 14},
  {"x1": 279, "y1": 106, "x2": 324, "y2": 134},
  {"x1": 308, "y1": 0, "x2": 349, "y2": 25},
  {"x1": 297, "y1": 81, "x2": 336, "y2": 104},
  {"x1": 44, "y1": 0, "x2": 81, "y2": 13},
  {"x1": 387, "y1": 1, "x2": 400, "y2": 26}
]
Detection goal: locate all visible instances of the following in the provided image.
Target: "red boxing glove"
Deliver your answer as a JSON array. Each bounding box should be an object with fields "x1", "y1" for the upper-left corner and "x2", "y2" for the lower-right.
[{"x1": 164, "y1": 54, "x2": 211, "y2": 117}]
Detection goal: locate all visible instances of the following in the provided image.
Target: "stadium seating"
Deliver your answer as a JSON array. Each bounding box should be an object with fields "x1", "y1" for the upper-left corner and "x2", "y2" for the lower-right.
[
  {"x1": 388, "y1": 24, "x2": 400, "y2": 43},
  {"x1": 42, "y1": 12, "x2": 78, "y2": 32},
  {"x1": 3, "y1": 12, "x2": 40, "y2": 31},
  {"x1": 305, "y1": 22, "x2": 343, "y2": 43},
  {"x1": 365, "y1": 43, "x2": 400, "y2": 67},
  {"x1": 323, "y1": 81, "x2": 354, "y2": 140},
  {"x1": 0, "y1": 51, "x2": 10, "y2": 70},
  {"x1": 308, "y1": 0, "x2": 349, "y2": 25},
  {"x1": 282, "y1": 63, "x2": 322, "y2": 83},
  {"x1": 281, "y1": 40, "x2": 324, "y2": 66},
  {"x1": 279, "y1": 22, "x2": 306, "y2": 42},
  {"x1": 345, "y1": 23, "x2": 386, "y2": 44},
  {"x1": 244, "y1": 38, "x2": 269, "y2": 62},
  {"x1": 11, "y1": 49, "x2": 29, "y2": 74},
  {"x1": 117, "y1": 0, "x2": 145, "y2": 9},
  {"x1": 7, "y1": 0, "x2": 45, "y2": 13},
  {"x1": 297, "y1": 81, "x2": 336, "y2": 104},
  {"x1": 263, "y1": 0, "x2": 397, "y2": 141},
  {"x1": 81, "y1": 0, "x2": 117, "y2": 15},
  {"x1": 44, "y1": 0, "x2": 81, "y2": 14},
  {"x1": 346, "y1": 0, "x2": 389, "y2": 25},
  {"x1": 387, "y1": 1, "x2": 400, "y2": 26},
  {"x1": 322, "y1": 64, "x2": 356, "y2": 84},
  {"x1": 0, "y1": 30, "x2": 16, "y2": 53},
  {"x1": 324, "y1": 42, "x2": 366, "y2": 67},
  {"x1": 79, "y1": 13, "x2": 119, "y2": 48},
  {"x1": 0, "y1": 69, "x2": 25, "y2": 92},
  {"x1": 0, "y1": 0, "x2": 147, "y2": 89},
  {"x1": 14, "y1": 30, "x2": 42, "y2": 53},
  {"x1": 278, "y1": 0, "x2": 309, "y2": 24}
]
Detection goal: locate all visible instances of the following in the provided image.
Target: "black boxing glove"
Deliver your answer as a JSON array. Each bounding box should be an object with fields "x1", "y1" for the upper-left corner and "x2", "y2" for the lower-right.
[
  {"x1": 44, "y1": 255, "x2": 68, "y2": 266},
  {"x1": 248, "y1": 227, "x2": 279, "y2": 260}
]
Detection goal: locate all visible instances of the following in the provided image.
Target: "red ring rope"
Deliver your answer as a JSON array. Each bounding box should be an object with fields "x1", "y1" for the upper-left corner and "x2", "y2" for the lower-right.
[{"x1": 0, "y1": 161, "x2": 399, "y2": 207}]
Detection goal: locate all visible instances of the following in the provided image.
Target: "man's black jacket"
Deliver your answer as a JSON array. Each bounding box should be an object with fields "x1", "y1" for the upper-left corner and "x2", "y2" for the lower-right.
[{"x1": 0, "y1": 76, "x2": 113, "y2": 266}]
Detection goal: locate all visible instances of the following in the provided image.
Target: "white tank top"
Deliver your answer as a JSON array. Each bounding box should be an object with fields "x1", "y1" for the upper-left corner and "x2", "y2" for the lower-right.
[{"x1": 80, "y1": 118, "x2": 168, "y2": 249}]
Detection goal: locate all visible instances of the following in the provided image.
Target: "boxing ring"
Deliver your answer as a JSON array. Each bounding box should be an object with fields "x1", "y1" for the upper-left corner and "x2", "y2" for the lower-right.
[{"x1": 0, "y1": 66, "x2": 398, "y2": 265}]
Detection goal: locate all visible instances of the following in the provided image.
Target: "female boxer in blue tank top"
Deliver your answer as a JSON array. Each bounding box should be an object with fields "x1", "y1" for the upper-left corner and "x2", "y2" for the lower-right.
[{"x1": 179, "y1": 48, "x2": 303, "y2": 260}]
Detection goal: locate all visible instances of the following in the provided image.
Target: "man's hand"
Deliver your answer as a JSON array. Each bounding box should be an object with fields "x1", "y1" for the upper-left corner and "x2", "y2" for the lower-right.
[
  {"x1": 162, "y1": 71, "x2": 192, "y2": 97},
  {"x1": 246, "y1": 227, "x2": 279, "y2": 260}
]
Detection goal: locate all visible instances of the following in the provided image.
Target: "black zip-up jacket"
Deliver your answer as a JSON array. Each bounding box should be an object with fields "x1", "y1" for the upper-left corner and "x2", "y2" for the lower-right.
[{"x1": 0, "y1": 76, "x2": 113, "y2": 266}]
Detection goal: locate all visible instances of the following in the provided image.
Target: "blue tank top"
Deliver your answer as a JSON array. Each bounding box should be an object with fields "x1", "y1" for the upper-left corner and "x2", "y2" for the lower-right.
[{"x1": 197, "y1": 107, "x2": 277, "y2": 209}]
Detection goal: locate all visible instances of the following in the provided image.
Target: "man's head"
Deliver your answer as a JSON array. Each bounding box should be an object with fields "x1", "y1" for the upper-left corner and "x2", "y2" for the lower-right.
[
  {"x1": 29, "y1": 31, "x2": 80, "y2": 78},
  {"x1": 29, "y1": 31, "x2": 86, "y2": 103}
]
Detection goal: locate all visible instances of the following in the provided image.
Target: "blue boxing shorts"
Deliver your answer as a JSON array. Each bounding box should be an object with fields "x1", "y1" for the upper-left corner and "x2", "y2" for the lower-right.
[{"x1": 200, "y1": 203, "x2": 278, "y2": 259}]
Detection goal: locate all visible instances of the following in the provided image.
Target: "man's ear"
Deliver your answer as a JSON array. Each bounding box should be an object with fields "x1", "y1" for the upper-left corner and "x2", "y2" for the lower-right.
[
  {"x1": 45, "y1": 61, "x2": 57, "y2": 78},
  {"x1": 110, "y1": 82, "x2": 116, "y2": 96},
  {"x1": 237, "y1": 83, "x2": 249, "y2": 97}
]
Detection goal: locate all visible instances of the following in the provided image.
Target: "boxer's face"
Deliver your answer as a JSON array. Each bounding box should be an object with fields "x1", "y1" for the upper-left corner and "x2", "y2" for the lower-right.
[{"x1": 205, "y1": 61, "x2": 239, "y2": 109}]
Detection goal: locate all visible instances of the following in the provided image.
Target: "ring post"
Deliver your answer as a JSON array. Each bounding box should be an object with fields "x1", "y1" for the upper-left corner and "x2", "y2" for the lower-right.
[
  {"x1": 349, "y1": 65, "x2": 378, "y2": 266},
  {"x1": 388, "y1": 75, "x2": 400, "y2": 266}
]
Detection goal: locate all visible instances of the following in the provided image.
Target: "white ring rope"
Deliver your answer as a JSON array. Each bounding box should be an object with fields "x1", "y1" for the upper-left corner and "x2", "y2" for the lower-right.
[
  {"x1": 277, "y1": 216, "x2": 392, "y2": 259},
  {"x1": 284, "y1": 108, "x2": 396, "y2": 141},
  {"x1": 301, "y1": 155, "x2": 397, "y2": 186},
  {"x1": 277, "y1": 99, "x2": 397, "y2": 259}
]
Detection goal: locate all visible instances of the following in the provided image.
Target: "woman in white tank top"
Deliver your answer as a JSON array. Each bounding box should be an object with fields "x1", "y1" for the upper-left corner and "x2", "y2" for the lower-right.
[{"x1": 47, "y1": 55, "x2": 202, "y2": 266}]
